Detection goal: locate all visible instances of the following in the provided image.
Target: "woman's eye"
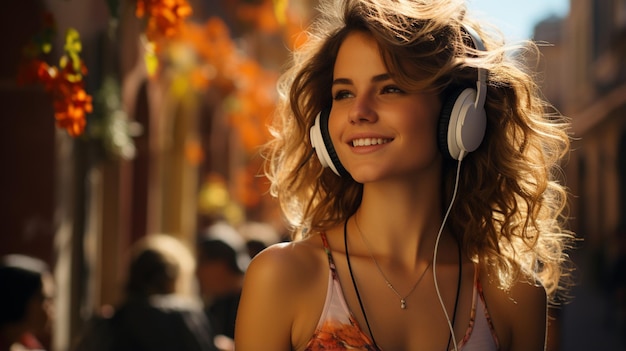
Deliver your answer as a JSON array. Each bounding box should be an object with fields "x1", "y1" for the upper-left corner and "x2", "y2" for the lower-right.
[
  {"x1": 381, "y1": 85, "x2": 404, "y2": 94},
  {"x1": 333, "y1": 90, "x2": 353, "y2": 100}
]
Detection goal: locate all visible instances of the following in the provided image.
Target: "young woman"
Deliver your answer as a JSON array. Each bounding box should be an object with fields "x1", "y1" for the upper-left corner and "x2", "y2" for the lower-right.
[{"x1": 235, "y1": 0, "x2": 575, "y2": 350}]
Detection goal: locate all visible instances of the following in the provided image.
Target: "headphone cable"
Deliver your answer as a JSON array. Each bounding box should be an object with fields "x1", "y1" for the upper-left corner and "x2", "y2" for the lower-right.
[{"x1": 433, "y1": 152, "x2": 464, "y2": 351}]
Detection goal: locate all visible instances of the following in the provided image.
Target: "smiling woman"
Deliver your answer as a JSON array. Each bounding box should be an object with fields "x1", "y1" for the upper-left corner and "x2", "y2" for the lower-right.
[{"x1": 234, "y1": 0, "x2": 576, "y2": 350}]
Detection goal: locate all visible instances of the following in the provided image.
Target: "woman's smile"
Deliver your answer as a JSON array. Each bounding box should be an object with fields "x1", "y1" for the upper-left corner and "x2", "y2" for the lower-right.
[{"x1": 351, "y1": 137, "x2": 392, "y2": 147}]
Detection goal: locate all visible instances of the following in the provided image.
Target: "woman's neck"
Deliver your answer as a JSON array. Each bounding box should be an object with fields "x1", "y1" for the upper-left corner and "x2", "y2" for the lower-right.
[
  {"x1": 354, "y1": 202, "x2": 443, "y2": 264},
  {"x1": 361, "y1": 177, "x2": 441, "y2": 226}
]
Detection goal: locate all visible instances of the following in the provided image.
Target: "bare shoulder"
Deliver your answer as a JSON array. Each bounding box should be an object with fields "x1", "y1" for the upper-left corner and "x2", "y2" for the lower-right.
[
  {"x1": 235, "y1": 235, "x2": 327, "y2": 351},
  {"x1": 245, "y1": 237, "x2": 325, "y2": 290},
  {"x1": 480, "y1": 264, "x2": 547, "y2": 351}
]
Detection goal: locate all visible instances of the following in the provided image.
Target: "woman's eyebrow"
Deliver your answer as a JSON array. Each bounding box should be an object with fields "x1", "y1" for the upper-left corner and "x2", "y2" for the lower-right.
[{"x1": 332, "y1": 73, "x2": 392, "y2": 86}]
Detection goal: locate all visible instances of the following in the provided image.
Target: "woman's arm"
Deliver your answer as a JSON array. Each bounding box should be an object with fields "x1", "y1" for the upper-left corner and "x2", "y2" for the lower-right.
[
  {"x1": 481, "y1": 265, "x2": 548, "y2": 351},
  {"x1": 507, "y1": 280, "x2": 548, "y2": 351}
]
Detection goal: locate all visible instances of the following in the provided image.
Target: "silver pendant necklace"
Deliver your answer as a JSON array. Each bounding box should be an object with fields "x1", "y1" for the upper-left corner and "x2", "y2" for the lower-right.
[{"x1": 355, "y1": 218, "x2": 431, "y2": 310}]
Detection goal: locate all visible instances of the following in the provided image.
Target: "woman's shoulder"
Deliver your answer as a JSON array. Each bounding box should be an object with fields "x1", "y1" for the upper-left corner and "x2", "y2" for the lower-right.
[
  {"x1": 244, "y1": 234, "x2": 327, "y2": 294},
  {"x1": 478, "y1": 262, "x2": 547, "y2": 311},
  {"x1": 236, "y1": 233, "x2": 330, "y2": 349}
]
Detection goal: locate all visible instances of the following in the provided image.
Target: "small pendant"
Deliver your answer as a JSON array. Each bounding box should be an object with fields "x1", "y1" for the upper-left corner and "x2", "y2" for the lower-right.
[{"x1": 400, "y1": 299, "x2": 407, "y2": 309}]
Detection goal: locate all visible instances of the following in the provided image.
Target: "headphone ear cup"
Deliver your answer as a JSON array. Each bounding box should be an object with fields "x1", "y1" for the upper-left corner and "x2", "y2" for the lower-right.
[
  {"x1": 309, "y1": 109, "x2": 348, "y2": 177},
  {"x1": 438, "y1": 87, "x2": 486, "y2": 160}
]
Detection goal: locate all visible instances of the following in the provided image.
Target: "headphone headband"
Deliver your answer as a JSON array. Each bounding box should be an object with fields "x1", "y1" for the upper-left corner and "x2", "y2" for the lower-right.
[{"x1": 461, "y1": 24, "x2": 487, "y2": 112}]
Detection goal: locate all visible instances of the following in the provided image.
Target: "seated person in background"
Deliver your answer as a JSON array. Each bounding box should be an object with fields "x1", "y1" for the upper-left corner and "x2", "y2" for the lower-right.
[
  {"x1": 196, "y1": 221, "x2": 250, "y2": 350},
  {"x1": 74, "y1": 234, "x2": 218, "y2": 351},
  {"x1": 0, "y1": 254, "x2": 54, "y2": 351},
  {"x1": 237, "y1": 221, "x2": 283, "y2": 259}
]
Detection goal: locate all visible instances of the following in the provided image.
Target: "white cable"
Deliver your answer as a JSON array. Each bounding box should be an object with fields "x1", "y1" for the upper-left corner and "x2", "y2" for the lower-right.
[{"x1": 432, "y1": 153, "x2": 464, "y2": 351}]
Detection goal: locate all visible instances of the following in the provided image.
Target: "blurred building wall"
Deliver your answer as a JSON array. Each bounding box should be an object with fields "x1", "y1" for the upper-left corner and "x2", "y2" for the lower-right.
[{"x1": 534, "y1": 0, "x2": 626, "y2": 349}]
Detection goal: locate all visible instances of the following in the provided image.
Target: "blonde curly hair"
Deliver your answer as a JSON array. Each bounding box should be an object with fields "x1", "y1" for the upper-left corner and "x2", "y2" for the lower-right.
[{"x1": 263, "y1": 0, "x2": 575, "y2": 301}]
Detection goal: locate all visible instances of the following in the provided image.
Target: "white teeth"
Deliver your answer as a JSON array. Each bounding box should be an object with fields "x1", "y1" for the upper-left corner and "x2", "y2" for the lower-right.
[{"x1": 352, "y1": 138, "x2": 389, "y2": 147}]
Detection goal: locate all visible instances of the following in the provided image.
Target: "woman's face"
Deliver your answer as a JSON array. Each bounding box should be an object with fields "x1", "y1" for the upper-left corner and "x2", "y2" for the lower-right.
[{"x1": 328, "y1": 31, "x2": 443, "y2": 184}]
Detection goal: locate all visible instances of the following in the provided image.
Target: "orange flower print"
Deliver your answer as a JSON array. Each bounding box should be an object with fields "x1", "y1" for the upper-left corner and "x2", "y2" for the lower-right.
[{"x1": 305, "y1": 316, "x2": 380, "y2": 351}]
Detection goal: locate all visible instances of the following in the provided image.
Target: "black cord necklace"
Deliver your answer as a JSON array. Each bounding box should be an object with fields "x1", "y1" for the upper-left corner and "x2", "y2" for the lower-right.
[
  {"x1": 344, "y1": 217, "x2": 463, "y2": 350},
  {"x1": 344, "y1": 218, "x2": 379, "y2": 347}
]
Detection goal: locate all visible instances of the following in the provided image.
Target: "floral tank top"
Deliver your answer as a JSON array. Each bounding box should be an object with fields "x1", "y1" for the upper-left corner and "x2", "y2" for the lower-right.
[{"x1": 303, "y1": 233, "x2": 500, "y2": 351}]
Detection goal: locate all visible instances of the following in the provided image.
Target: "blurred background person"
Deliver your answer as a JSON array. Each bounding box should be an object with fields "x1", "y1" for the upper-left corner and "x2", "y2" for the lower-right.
[
  {"x1": 0, "y1": 254, "x2": 54, "y2": 351},
  {"x1": 237, "y1": 221, "x2": 282, "y2": 259},
  {"x1": 196, "y1": 221, "x2": 250, "y2": 351},
  {"x1": 73, "y1": 234, "x2": 217, "y2": 351}
]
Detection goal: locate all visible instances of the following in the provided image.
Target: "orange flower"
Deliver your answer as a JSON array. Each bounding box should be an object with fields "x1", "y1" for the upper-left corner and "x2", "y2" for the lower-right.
[
  {"x1": 54, "y1": 86, "x2": 92, "y2": 137},
  {"x1": 18, "y1": 12, "x2": 92, "y2": 137},
  {"x1": 137, "y1": 0, "x2": 192, "y2": 41}
]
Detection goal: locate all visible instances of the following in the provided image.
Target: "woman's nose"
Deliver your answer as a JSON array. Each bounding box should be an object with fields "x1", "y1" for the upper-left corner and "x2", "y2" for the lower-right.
[{"x1": 348, "y1": 97, "x2": 377, "y2": 124}]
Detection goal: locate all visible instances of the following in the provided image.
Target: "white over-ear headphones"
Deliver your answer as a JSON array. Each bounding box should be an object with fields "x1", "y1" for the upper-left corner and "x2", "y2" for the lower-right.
[
  {"x1": 437, "y1": 24, "x2": 487, "y2": 161},
  {"x1": 309, "y1": 24, "x2": 488, "y2": 175}
]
